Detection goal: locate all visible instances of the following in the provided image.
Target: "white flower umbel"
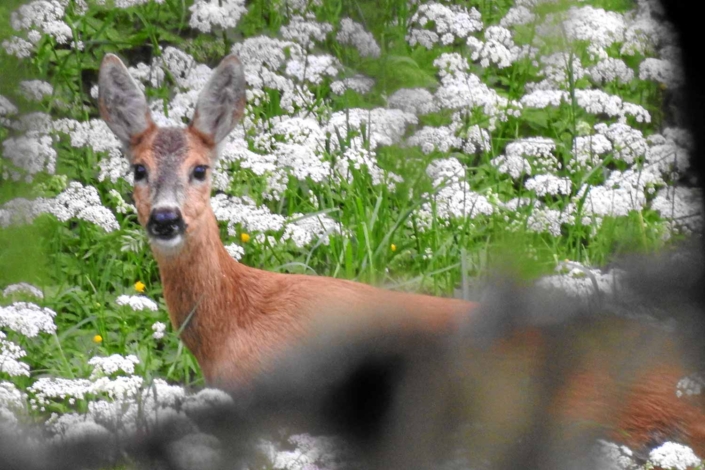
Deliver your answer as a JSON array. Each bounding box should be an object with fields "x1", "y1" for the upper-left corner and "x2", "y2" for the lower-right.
[
  {"x1": 330, "y1": 74, "x2": 374, "y2": 95},
  {"x1": 578, "y1": 168, "x2": 662, "y2": 219},
  {"x1": 211, "y1": 194, "x2": 286, "y2": 235},
  {"x1": 646, "y1": 133, "x2": 690, "y2": 176},
  {"x1": 526, "y1": 204, "x2": 575, "y2": 237},
  {"x1": 115, "y1": 295, "x2": 158, "y2": 312},
  {"x1": 592, "y1": 440, "x2": 638, "y2": 470},
  {"x1": 648, "y1": 442, "x2": 701, "y2": 470},
  {"x1": 10, "y1": 0, "x2": 72, "y2": 45},
  {"x1": 282, "y1": 212, "x2": 340, "y2": 248},
  {"x1": 18, "y1": 80, "x2": 53, "y2": 101},
  {"x1": 570, "y1": 134, "x2": 612, "y2": 173},
  {"x1": 500, "y1": 5, "x2": 536, "y2": 28},
  {"x1": 2, "y1": 134, "x2": 57, "y2": 182},
  {"x1": 88, "y1": 354, "x2": 140, "y2": 378},
  {"x1": 326, "y1": 107, "x2": 417, "y2": 151},
  {"x1": 224, "y1": 243, "x2": 245, "y2": 261},
  {"x1": 336, "y1": 18, "x2": 380, "y2": 58},
  {"x1": 93, "y1": 0, "x2": 165, "y2": 7},
  {"x1": 466, "y1": 26, "x2": 518, "y2": 69},
  {"x1": 407, "y1": 3, "x2": 483, "y2": 49},
  {"x1": 0, "y1": 381, "x2": 26, "y2": 426},
  {"x1": 281, "y1": 14, "x2": 333, "y2": 49},
  {"x1": 651, "y1": 187, "x2": 703, "y2": 235},
  {"x1": 285, "y1": 54, "x2": 340, "y2": 84},
  {"x1": 0, "y1": 302, "x2": 57, "y2": 337},
  {"x1": 594, "y1": 122, "x2": 647, "y2": 164},
  {"x1": 0, "y1": 95, "x2": 18, "y2": 120},
  {"x1": 588, "y1": 58, "x2": 635, "y2": 85},
  {"x1": 525, "y1": 174, "x2": 572, "y2": 197},
  {"x1": 260, "y1": 433, "x2": 344, "y2": 470},
  {"x1": 387, "y1": 88, "x2": 437, "y2": 115},
  {"x1": 408, "y1": 126, "x2": 462, "y2": 155},
  {"x1": 334, "y1": 147, "x2": 402, "y2": 189},
  {"x1": 151, "y1": 322, "x2": 167, "y2": 340},
  {"x1": 2, "y1": 36, "x2": 34, "y2": 59},
  {"x1": 550, "y1": 6, "x2": 626, "y2": 49},
  {"x1": 189, "y1": 0, "x2": 246, "y2": 33},
  {"x1": 491, "y1": 154, "x2": 532, "y2": 180},
  {"x1": 639, "y1": 57, "x2": 682, "y2": 88},
  {"x1": 2, "y1": 282, "x2": 43, "y2": 299},
  {"x1": 520, "y1": 89, "x2": 650, "y2": 123},
  {"x1": 0, "y1": 332, "x2": 30, "y2": 377}
]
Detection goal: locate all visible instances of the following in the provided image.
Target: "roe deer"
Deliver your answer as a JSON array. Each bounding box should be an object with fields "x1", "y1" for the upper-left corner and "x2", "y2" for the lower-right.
[
  {"x1": 98, "y1": 53, "x2": 478, "y2": 389},
  {"x1": 99, "y1": 53, "x2": 705, "y2": 461}
]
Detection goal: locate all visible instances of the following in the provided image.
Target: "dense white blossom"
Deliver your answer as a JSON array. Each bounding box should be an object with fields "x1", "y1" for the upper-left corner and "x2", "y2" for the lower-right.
[
  {"x1": 326, "y1": 107, "x2": 417, "y2": 150},
  {"x1": 0, "y1": 302, "x2": 56, "y2": 337},
  {"x1": 594, "y1": 122, "x2": 647, "y2": 164},
  {"x1": 151, "y1": 322, "x2": 166, "y2": 340},
  {"x1": 2, "y1": 36, "x2": 34, "y2": 59},
  {"x1": 0, "y1": 332, "x2": 30, "y2": 377},
  {"x1": 18, "y1": 80, "x2": 53, "y2": 101},
  {"x1": 526, "y1": 205, "x2": 575, "y2": 236},
  {"x1": 189, "y1": 0, "x2": 246, "y2": 33},
  {"x1": 259, "y1": 433, "x2": 343, "y2": 470},
  {"x1": 10, "y1": 0, "x2": 72, "y2": 44},
  {"x1": 639, "y1": 57, "x2": 682, "y2": 88},
  {"x1": 281, "y1": 14, "x2": 333, "y2": 48},
  {"x1": 2, "y1": 282, "x2": 43, "y2": 299},
  {"x1": 211, "y1": 194, "x2": 286, "y2": 235},
  {"x1": 406, "y1": 3, "x2": 483, "y2": 49},
  {"x1": 588, "y1": 58, "x2": 635, "y2": 85},
  {"x1": 466, "y1": 26, "x2": 518, "y2": 69},
  {"x1": 648, "y1": 442, "x2": 702, "y2": 470},
  {"x1": 592, "y1": 440, "x2": 638, "y2": 470},
  {"x1": 88, "y1": 354, "x2": 140, "y2": 378},
  {"x1": 500, "y1": 5, "x2": 536, "y2": 28},
  {"x1": 388, "y1": 88, "x2": 437, "y2": 115},
  {"x1": 407, "y1": 126, "x2": 461, "y2": 155},
  {"x1": 570, "y1": 134, "x2": 612, "y2": 173},
  {"x1": 336, "y1": 18, "x2": 380, "y2": 58},
  {"x1": 525, "y1": 174, "x2": 572, "y2": 197},
  {"x1": 645, "y1": 132, "x2": 690, "y2": 176},
  {"x1": 651, "y1": 187, "x2": 703, "y2": 234},
  {"x1": 0, "y1": 381, "x2": 26, "y2": 425},
  {"x1": 116, "y1": 295, "x2": 159, "y2": 312},
  {"x1": 2, "y1": 134, "x2": 57, "y2": 182},
  {"x1": 491, "y1": 154, "x2": 531, "y2": 179},
  {"x1": 330, "y1": 74, "x2": 374, "y2": 95},
  {"x1": 521, "y1": 89, "x2": 650, "y2": 123},
  {"x1": 282, "y1": 212, "x2": 340, "y2": 248},
  {"x1": 537, "y1": 261, "x2": 620, "y2": 298},
  {"x1": 224, "y1": 242, "x2": 245, "y2": 261}
]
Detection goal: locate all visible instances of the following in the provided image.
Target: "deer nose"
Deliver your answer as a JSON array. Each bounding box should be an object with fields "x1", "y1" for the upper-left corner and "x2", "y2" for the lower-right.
[{"x1": 147, "y1": 207, "x2": 185, "y2": 239}]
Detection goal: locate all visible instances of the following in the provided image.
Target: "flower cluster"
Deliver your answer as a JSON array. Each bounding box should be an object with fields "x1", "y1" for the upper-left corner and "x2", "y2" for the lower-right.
[{"x1": 406, "y1": 3, "x2": 483, "y2": 49}]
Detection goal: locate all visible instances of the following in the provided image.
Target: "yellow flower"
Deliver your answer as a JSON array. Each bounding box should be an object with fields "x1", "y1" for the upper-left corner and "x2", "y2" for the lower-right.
[
  {"x1": 390, "y1": 244, "x2": 397, "y2": 252},
  {"x1": 93, "y1": 334, "x2": 103, "y2": 344},
  {"x1": 240, "y1": 233, "x2": 251, "y2": 243},
  {"x1": 134, "y1": 281, "x2": 146, "y2": 293}
]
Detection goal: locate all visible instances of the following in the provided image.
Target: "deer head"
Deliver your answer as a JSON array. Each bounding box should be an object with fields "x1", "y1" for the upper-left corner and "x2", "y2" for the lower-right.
[{"x1": 98, "y1": 53, "x2": 246, "y2": 253}]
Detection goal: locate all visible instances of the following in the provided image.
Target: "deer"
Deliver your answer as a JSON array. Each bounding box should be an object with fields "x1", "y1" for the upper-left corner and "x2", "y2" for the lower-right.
[
  {"x1": 98, "y1": 53, "x2": 705, "y2": 461},
  {"x1": 97, "y1": 53, "x2": 478, "y2": 390}
]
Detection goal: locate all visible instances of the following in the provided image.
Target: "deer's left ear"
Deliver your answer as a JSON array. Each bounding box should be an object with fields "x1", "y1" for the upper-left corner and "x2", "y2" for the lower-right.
[{"x1": 189, "y1": 54, "x2": 247, "y2": 147}]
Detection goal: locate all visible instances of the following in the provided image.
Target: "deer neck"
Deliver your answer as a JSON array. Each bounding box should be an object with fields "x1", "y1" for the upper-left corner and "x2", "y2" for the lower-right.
[{"x1": 151, "y1": 206, "x2": 247, "y2": 360}]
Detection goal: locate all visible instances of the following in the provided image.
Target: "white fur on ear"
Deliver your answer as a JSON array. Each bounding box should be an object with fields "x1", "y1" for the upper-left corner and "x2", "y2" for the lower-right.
[
  {"x1": 98, "y1": 54, "x2": 153, "y2": 147},
  {"x1": 189, "y1": 54, "x2": 247, "y2": 146}
]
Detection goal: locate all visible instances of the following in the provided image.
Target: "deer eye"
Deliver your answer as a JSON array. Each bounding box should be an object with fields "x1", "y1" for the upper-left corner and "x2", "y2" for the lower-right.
[
  {"x1": 192, "y1": 165, "x2": 208, "y2": 181},
  {"x1": 133, "y1": 164, "x2": 147, "y2": 182}
]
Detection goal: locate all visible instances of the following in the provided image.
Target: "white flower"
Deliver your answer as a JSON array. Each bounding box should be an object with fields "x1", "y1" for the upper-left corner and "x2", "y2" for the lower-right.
[
  {"x1": 0, "y1": 302, "x2": 57, "y2": 337},
  {"x1": 224, "y1": 243, "x2": 245, "y2": 260},
  {"x1": 19, "y1": 80, "x2": 53, "y2": 101},
  {"x1": 525, "y1": 174, "x2": 572, "y2": 197},
  {"x1": 388, "y1": 88, "x2": 437, "y2": 115},
  {"x1": 491, "y1": 154, "x2": 531, "y2": 180},
  {"x1": 2, "y1": 134, "x2": 57, "y2": 182},
  {"x1": 594, "y1": 122, "x2": 647, "y2": 164},
  {"x1": 407, "y1": 3, "x2": 483, "y2": 49},
  {"x1": 285, "y1": 54, "x2": 340, "y2": 84},
  {"x1": 592, "y1": 440, "x2": 638, "y2": 470},
  {"x1": 408, "y1": 126, "x2": 461, "y2": 154},
  {"x1": 2, "y1": 36, "x2": 35, "y2": 59},
  {"x1": 676, "y1": 373, "x2": 705, "y2": 398},
  {"x1": 326, "y1": 107, "x2": 417, "y2": 151},
  {"x1": 116, "y1": 295, "x2": 158, "y2": 312},
  {"x1": 648, "y1": 442, "x2": 701, "y2": 470},
  {"x1": 554, "y1": 6, "x2": 626, "y2": 49},
  {"x1": 282, "y1": 212, "x2": 340, "y2": 248},
  {"x1": 0, "y1": 95, "x2": 18, "y2": 119},
  {"x1": 330, "y1": 74, "x2": 374, "y2": 95},
  {"x1": 537, "y1": 261, "x2": 620, "y2": 298},
  {"x1": 588, "y1": 58, "x2": 635, "y2": 85},
  {"x1": 182, "y1": 388, "x2": 234, "y2": 417},
  {"x1": 336, "y1": 18, "x2": 380, "y2": 58},
  {"x1": 466, "y1": 26, "x2": 518, "y2": 69},
  {"x1": 10, "y1": 0, "x2": 72, "y2": 44},
  {"x1": 0, "y1": 332, "x2": 30, "y2": 377},
  {"x1": 651, "y1": 187, "x2": 703, "y2": 234},
  {"x1": 189, "y1": 0, "x2": 246, "y2": 33},
  {"x1": 0, "y1": 381, "x2": 26, "y2": 425},
  {"x1": 89, "y1": 354, "x2": 140, "y2": 378},
  {"x1": 570, "y1": 134, "x2": 612, "y2": 173},
  {"x1": 281, "y1": 14, "x2": 333, "y2": 48},
  {"x1": 335, "y1": 147, "x2": 401, "y2": 189},
  {"x1": 639, "y1": 57, "x2": 682, "y2": 88},
  {"x1": 151, "y1": 321, "x2": 167, "y2": 340},
  {"x1": 500, "y1": 5, "x2": 536, "y2": 28},
  {"x1": 526, "y1": 205, "x2": 575, "y2": 236},
  {"x1": 211, "y1": 194, "x2": 286, "y2": 235},
  {"x1": 2, "y1": 282, "x2": 43, "y2": 299}
]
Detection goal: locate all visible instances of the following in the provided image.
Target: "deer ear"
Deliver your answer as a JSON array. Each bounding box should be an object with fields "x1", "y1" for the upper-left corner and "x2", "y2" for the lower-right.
[
  {"x1": 189, "y1": 54, "x2": 246, "y2": 146},
  {"x1": 98, "y1": 54, "x2": 154, "y2": 148}
]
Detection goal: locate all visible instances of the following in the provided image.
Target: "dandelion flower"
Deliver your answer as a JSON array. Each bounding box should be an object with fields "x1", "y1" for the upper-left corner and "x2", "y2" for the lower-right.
[
  {"x1": 134, "y1": 281, "x2": 145, "y2": 293},
  {"x1": 240, "y1": 233, "x2": 251, "y2": 243},
  {"x1": 93, "y1": 335, "x2": 102, "y2": 344}
]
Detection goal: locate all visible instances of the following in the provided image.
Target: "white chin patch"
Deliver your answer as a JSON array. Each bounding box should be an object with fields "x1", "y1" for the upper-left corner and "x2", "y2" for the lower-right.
[{"x1": 149, "y1": 235, "x2": 185, "y2": 252}]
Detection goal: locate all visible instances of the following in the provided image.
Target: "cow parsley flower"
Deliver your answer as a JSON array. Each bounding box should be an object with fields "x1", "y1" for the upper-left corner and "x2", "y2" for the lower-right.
[
  {"x1": 326, "y1": 108, "x2": 417, "y2": 151},
  {"x1": 0, "y1": 332, "x2": 29, "y2": 377},
  {"x1": 526, "y1": 205, "x2": 575, "y2": 237},
  {"x1": 525, "y1": 174, "x2": 572, "y2": 197},
  {"x1": 10, "y1": 0, "x2": 72, "y2": 44},
  {"x1": 282, "y1": 213, "x2": 340, "y2": 248},
  {"x1": 648, "y1": 442, "x2": 701, "y2": 470},
  {"x1": 500, "y1": 5, "x2": 536, "y2": 28},
  {"x1": 0, "y1": 95, "x2": 18, "y2": 119},
  {"x1": 336, "y1": 18, "x2": 380, "y2": 58},
  {"x1": 115, "y1": 295, "x2": 158, "y2": 312},
  {"x1": 491, "y1": 155, "x2": 531, "y2": 180},
  {"x1": 330, "y1": 74, "x2": 374, "y2": 95},
  {"x1": 408, "y1": 126, "x2": 461, "y2": 154},
  {"x1": 0, "y1": 381, "x2": 26, "y2": 426},
  {"x1": 645, "y1": 132, "x2": 690, "y2": 176},
  {"x1": 334, "y1": 147, "x2": 402, "y2": 189},
  {"x1": 651, "y1": 187, "x2": 703, "y2": 234},
  {"x1": 211, "y1": 194, "x2": 286, "y2": 235},
  {"x1": 594, "y1": 122, "x2": 647, "y2": 164},
  {"x1": 88, "y1": 354, "x2": 140, "y2": 378},
  {"x1": 281, "y1": 14, "x2": 332, "y2": 48},
  {"x1": 0, "y1": 302, "x2": 57, "y2": 337},
  {"x1": 189, "y1": 0, "x2": 246, "y2": 33},
  {"x1": 556, "y1": 6, "x2": 626, "y2": 49},
  {"x1": 224, "y1": 243, "x2": 245, "y2": 260},
  {"x1": 388, "y1": 88, "x2": 437, "y2": 115},
  {"x1": 285, "y1": 54, "x2": 340, "y2": 84},
  {"x1": 2, "y1": 134, "x2": 57, "y2": 182},
  {"x1": 2, "y1": 36, "x2": 34, "y2": 59},
  {"x1": 639, "y1": 57, "x2": 682, "y2": 88},
  {"x1": 588, "y1": 58, "x2": 635, "y2": 85},
  {"x1": 18, "y1": 80, "x2": 53, "y2": 101},
  {"x1": 407, "y1": 3, "x2": 483, "y2": 49},
  {"x1": 466, "y1": 26, "x2": 518, "y2": 69},
  {"x1": 569, "y1": 134, "x2": 612, "y2": 173},
  {"x1": 2, "y1": 282, "x2": 43, "y2": 299},
  {"x1": 537, "y1": 261, "x2": 619, "y2": 298}
]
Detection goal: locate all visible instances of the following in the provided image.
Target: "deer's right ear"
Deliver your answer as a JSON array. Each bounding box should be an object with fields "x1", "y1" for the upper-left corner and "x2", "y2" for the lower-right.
[{"x1": 98, "y1": 54, "x2": 154, "y2": 148}]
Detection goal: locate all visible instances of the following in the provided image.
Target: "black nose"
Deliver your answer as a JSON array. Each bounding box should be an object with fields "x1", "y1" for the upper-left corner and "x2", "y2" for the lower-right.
[{"x1": 147, "y1": 207, "x2": 185, "y2": 240}]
